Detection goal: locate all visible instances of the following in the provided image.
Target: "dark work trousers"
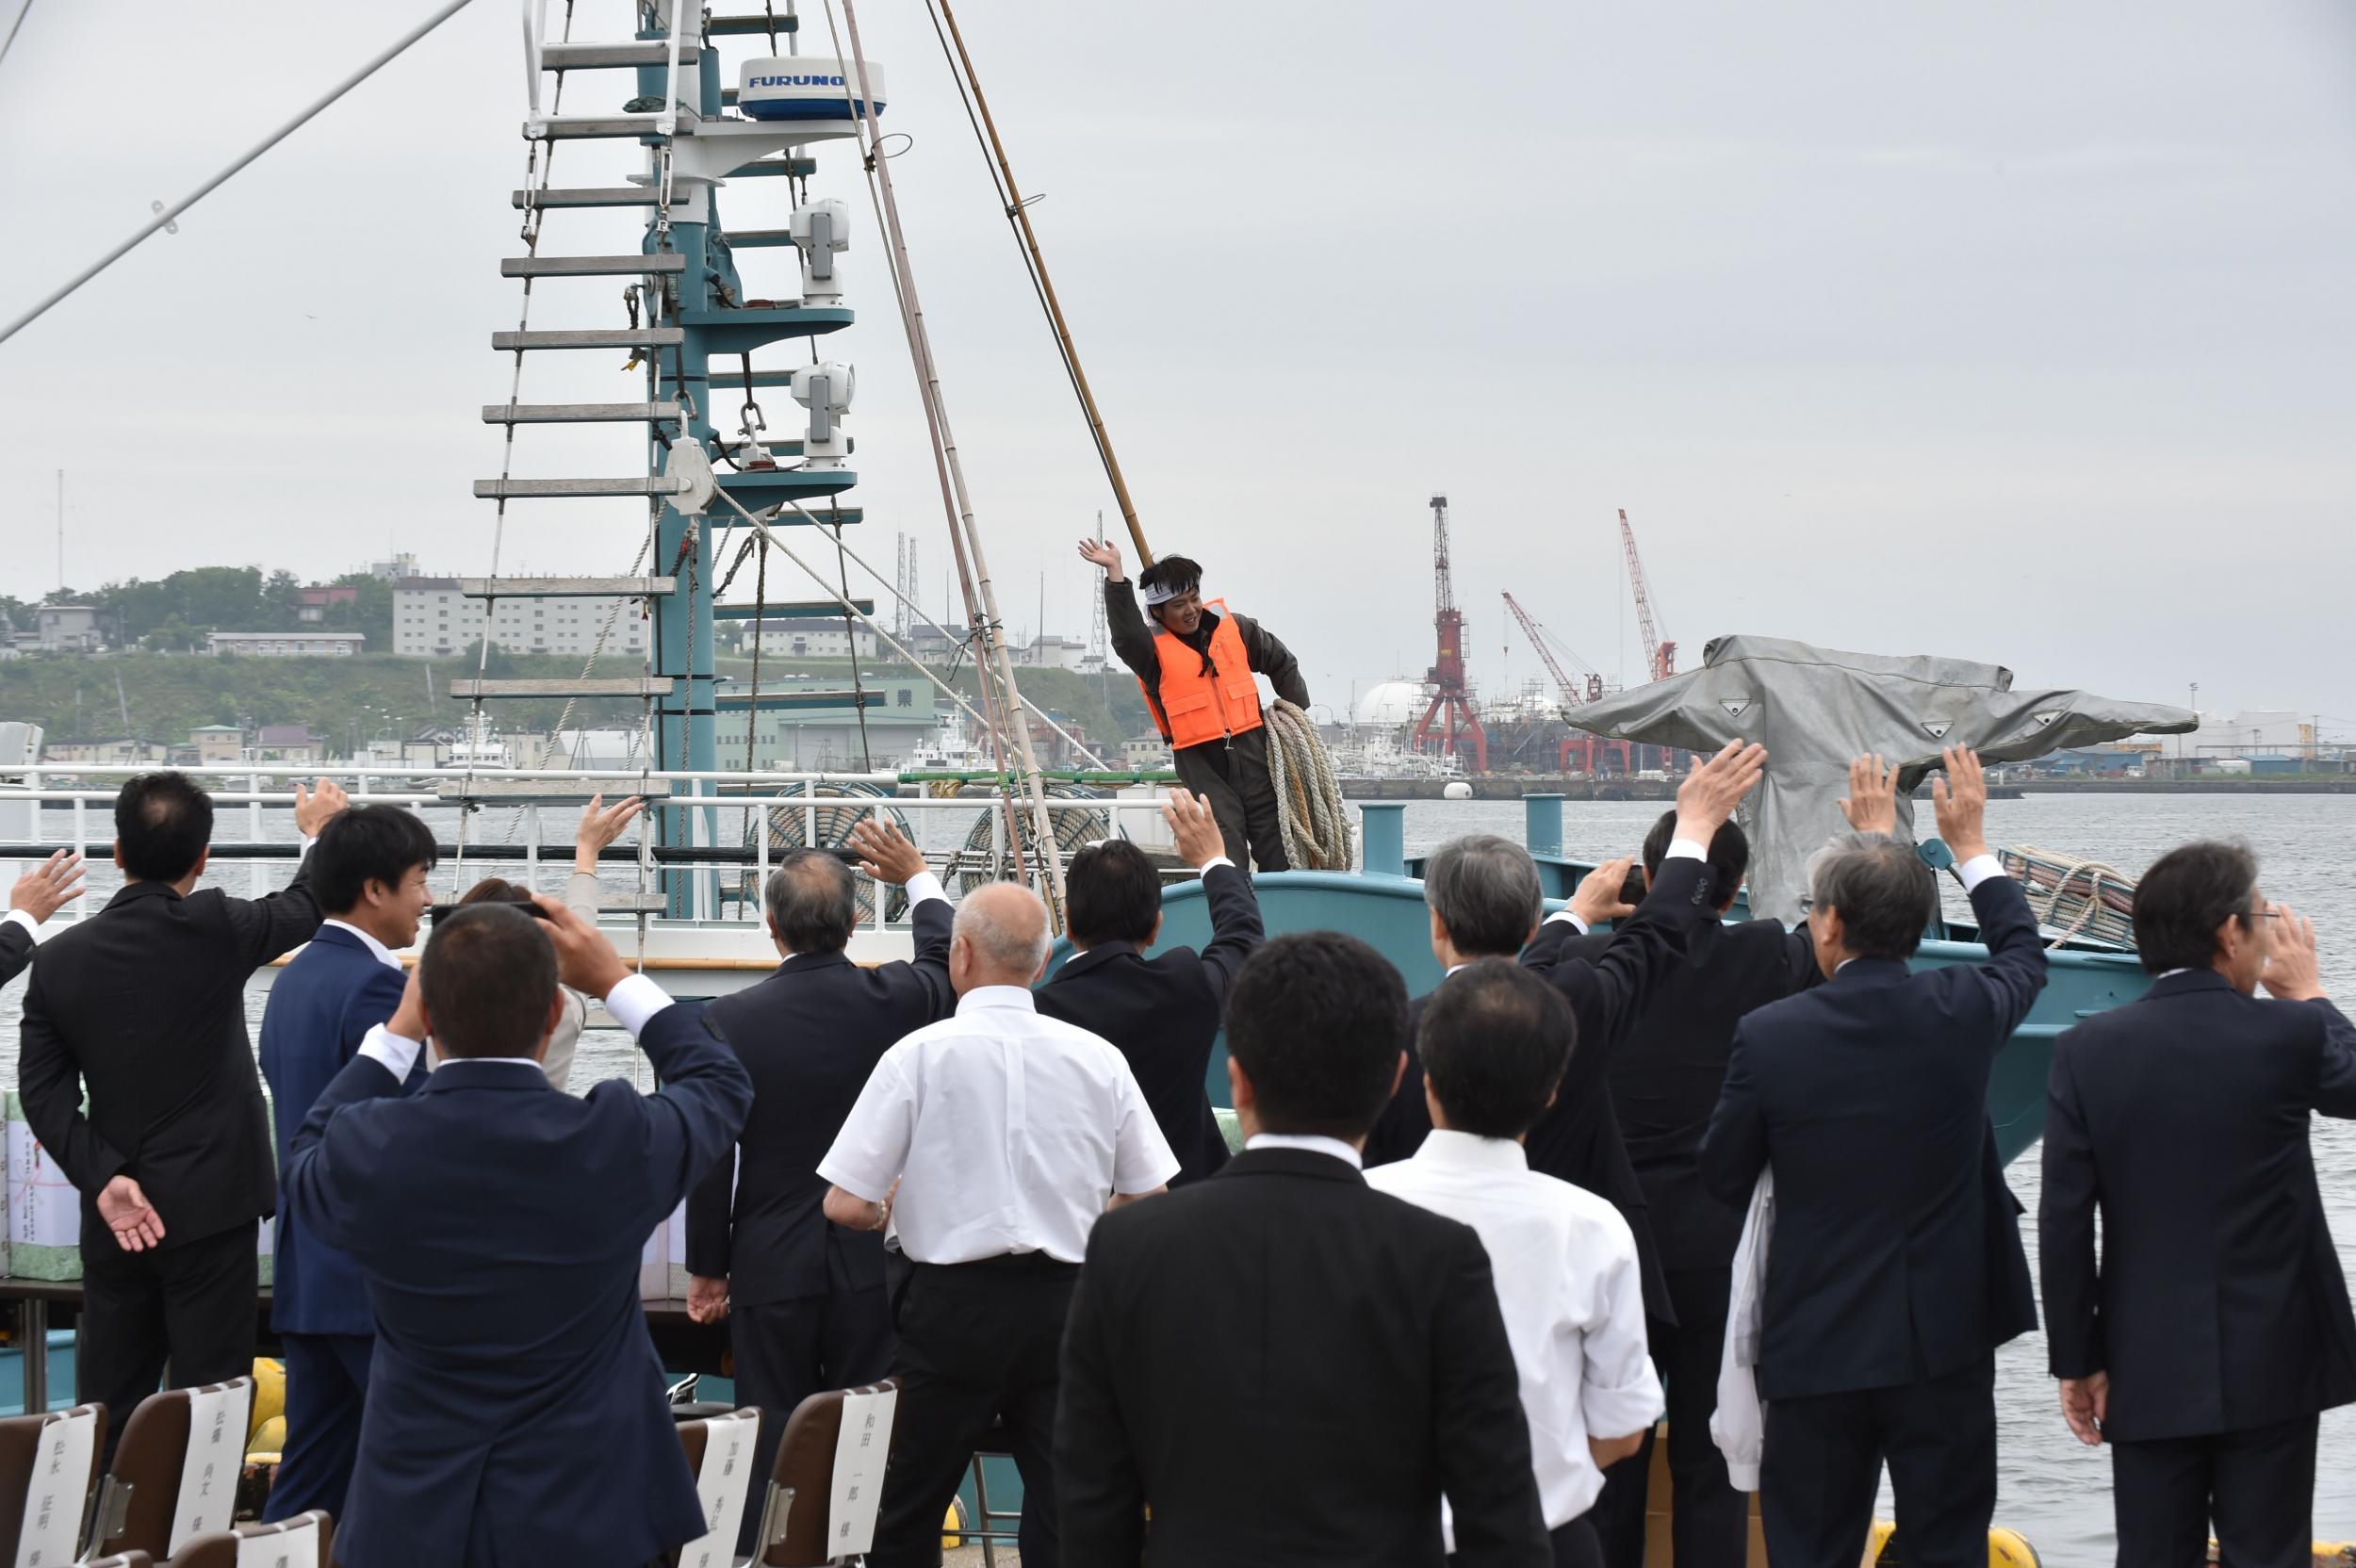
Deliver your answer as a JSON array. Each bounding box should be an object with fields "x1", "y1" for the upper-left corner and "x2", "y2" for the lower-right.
[
  {"x1": 1452, "y1": 1514, "x2": 1602, "y2": 1568},
  {"x1": 1759, "y1": 1351, "x2": 1995, "y2": 1568},
  {"x1": 263, "y1": 1332, "x2": 372, "y2": 1522},
  {"x1": 866, "y1": 1254, "x2": 1079, "y2": 1568},
  {"x1": 2109, "y1": 1413, "x2": 2318, "y2": 1568},
  {"x1": 78, "y1": 1219, "x2": 258, "y2": 1466},
  {"x1": 1171, "y1": 728, "x2": 1290, "y2": 872},
  {"x1": 727, "y1": 1286, "x2": 895, "y2": 1554},
  {"x1": 1593, "y1": 1266, "x2": 1747, "y2": 1568}
]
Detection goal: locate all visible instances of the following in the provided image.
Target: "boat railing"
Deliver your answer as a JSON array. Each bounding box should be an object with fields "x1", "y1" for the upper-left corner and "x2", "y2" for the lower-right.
[{"x1": 0, "y1": 764, "x2": 1175, "y2": 935}]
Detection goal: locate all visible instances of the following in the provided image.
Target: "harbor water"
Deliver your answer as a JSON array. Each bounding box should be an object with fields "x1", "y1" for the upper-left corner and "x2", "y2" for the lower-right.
[{"x1": 2, "y1": 792, "x2": 2350, "y2": 1564}]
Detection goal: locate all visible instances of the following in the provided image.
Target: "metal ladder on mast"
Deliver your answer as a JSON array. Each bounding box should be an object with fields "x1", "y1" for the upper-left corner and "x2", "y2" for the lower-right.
[{"x1": 461, "y1": 0, "x2": 872, "y2": 916}]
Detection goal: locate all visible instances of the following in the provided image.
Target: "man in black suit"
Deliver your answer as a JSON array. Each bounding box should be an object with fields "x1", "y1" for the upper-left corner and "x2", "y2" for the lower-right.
[
  {"x1": 1366, "y1": 740, "x2": 1770, "y2": 1332},
  {"x1": 1037, "y1": 788, "x2": 1261, "y2": 1186},
  {"x1": 0, "y1": 850, "x2": 85, "y2": 987},
  {"x1": 683, "y1": 817, "x2": 954, "y2": 1552},
  {"x1": 1575, "y1": 809, "x2": 1814, "y2": 1568},
  {"x1": 2042, "y1": 841, "x2": 2356, "y2": 1568},
  {"x1": 18, "y1": 770, "x2": 345, "y2": 1453},
  {"x1": 1055, "y1": 929, "x2": 1553, "y2": 1567},
  {"x1": 1701, "y1": 746, "x2": 2044, "y2": 1568}
]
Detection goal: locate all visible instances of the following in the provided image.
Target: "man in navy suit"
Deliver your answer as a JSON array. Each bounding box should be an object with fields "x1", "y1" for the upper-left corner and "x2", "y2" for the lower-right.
[
  {"x1": 2043, "y1": 841, "x2": 2356, "y2": 1567},
  {"x1": 1702, "y1": 747, "x2": 2045, "y2": 1568},
  {"x1": 281, "y1": 897, "x2": 752, "y2": 1568},
  {"x1": 256, "y1": 803, "x2": 437, "y2": 1523}
]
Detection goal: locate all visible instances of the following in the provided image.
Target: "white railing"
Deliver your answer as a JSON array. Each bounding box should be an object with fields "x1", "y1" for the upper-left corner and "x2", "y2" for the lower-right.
[{"x1": 0, "y1": 764, "x2": 1171, "y2": 936}]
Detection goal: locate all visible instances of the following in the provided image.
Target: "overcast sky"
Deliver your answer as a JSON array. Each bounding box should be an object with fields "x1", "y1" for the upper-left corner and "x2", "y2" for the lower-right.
[{"x1": 4, "y1": 1, "x2": 2353, "y2": 731}]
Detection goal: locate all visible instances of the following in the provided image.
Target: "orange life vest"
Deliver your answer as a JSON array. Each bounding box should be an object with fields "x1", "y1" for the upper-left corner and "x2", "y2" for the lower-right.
[{"x1": 1139, "y1": 599, "x2": 1263, "y2": 749}]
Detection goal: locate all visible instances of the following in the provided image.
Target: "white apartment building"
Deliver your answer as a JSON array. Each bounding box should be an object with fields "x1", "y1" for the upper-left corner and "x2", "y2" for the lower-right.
[
  {"x1": 393, "y1": 578, "x2": 651, "y2": 658},
  {"x1": 740, "y1": 621, "x2": 878, "y2": 659}
]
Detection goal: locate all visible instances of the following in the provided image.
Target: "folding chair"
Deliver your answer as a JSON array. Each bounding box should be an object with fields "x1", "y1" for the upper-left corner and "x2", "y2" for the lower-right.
[
  {"x1": 669, "y1": 1406, "x2": 761, "y2": 1568},
  {"x1": 160, "y1": 1508, "x2": 331, "y2": 1568},
  {"x1": 964, "y1": 1418, "x2": 1023, "y2": 1568},
  {"x1": 82, "y1": 1556, "x2": 152, "y2": 1568},
  {"x1": 91, "y1": 1378, "x2": 255, "y2": 1560},
  {"x1": 748, "y1": 1378, "x2": 902, "y2": 1567},
  {"x1": 0, "y1": 1402, "x2": 107, "y2": 1565}
]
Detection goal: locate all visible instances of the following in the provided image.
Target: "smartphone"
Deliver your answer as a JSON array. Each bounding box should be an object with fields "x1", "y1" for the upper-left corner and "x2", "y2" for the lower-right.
[
  {"x1": 428, "y1": 894, "x2": 554, "y2": 923},
  {"x1": 1618, "y1": 865, "x2": 1648, "y2": 905}
]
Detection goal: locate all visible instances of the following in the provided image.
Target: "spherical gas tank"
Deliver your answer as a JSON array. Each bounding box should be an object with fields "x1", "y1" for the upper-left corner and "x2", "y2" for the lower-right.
[{"x1": 737, "y1": 57, "x2": 886, "y2": 135}]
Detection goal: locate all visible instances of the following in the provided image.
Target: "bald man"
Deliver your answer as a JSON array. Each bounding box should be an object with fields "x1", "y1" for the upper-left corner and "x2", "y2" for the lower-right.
[{"x1": 821, "y1": 882, "x2": 1178, "y2": 1568}]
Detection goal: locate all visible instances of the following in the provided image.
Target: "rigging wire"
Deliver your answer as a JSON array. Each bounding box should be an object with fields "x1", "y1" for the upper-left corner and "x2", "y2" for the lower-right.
[
  {"x1": 0, "y1": 0, "x2": 478, "y2": 347},
  {"x1": 0, "y1": 0, "x2": 34, "y2": 71}
]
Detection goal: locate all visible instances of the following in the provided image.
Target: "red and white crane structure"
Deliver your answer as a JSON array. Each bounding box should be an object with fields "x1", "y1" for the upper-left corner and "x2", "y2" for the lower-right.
[
  {"x1": 1409, "y1": 494, "x2": 1488, "y2": 773},
  {"x1": 1619, "y1": 508, "x2": 1677, "y2": 682},
  {"x1": 1501, "y1": 591, "x2": 1629, "y2": 776}
]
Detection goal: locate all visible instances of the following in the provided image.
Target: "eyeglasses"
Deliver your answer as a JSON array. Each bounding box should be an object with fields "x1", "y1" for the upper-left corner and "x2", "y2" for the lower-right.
[{"x1": 2243, "y1": 907, "x2": 2283, "y2": 921}]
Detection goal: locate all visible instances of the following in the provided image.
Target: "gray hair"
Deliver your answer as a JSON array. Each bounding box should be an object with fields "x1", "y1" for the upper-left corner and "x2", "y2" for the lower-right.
[
  {"x1": 954, "y1": 880, "x2": 1052, "y2": 982},
  {"x1": 1424, "y1": 834, "x2": 1543, "y2": 958},
  {"x1": 764, "y1": 850, "x2": 859, "y2": 955},
  {"x1": 1808, "y1": 833, "x2": 1937, "y2": 960}
]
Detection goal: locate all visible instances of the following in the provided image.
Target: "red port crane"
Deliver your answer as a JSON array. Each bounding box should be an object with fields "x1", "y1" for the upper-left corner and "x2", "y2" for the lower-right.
[
  {"x1": 1619, "y1": 508, "x2": 1677, "y2": 681},
  {"x1": 1502, "y1": 592, "x2": 1629, "y2": 776},
  {"x1": 1409, "y1": 494, "x2": 1488, "y2": 773}
]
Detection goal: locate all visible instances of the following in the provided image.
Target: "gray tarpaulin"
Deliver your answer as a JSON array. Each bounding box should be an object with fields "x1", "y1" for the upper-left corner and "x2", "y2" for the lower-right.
[{"x1": 1568, "y1": 634, "x2": 2198, "y2": 923}]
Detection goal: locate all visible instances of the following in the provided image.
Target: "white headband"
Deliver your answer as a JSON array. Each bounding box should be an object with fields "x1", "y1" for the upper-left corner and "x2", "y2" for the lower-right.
[{"x1": 1141, "y1": 580, "x2": 1191, "y2": 607}]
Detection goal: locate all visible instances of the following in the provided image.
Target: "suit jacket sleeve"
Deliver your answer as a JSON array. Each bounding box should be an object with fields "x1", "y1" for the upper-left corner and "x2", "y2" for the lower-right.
[
  {"x1": 1196, "y1": 862, "x2": 1265, "y2": 1013},
  {"x1": 889, "y1": 894, "x2": 957, "y2": 1025},
  {"x1": 2037, "y1": 1037, "x2": 2102, "y2": 1379},
  {"x1": 628, "y1": 1002, "x2": 756, "y2": 1221},
  {"x1": 1961, "y1": 874, "x2": 2048, "y2": 1043},
  {"x1": 1699, "y1": 1021, "x2": 1769, "y2": 1210},
  {"x1": 0, "y1": 920, "x2": 30, "y2": 988},
  {"x1": 282, "y1": 1053, "x2": 408, "y2": 1256},
  {"x1": 347, "y1": 965, "x2": 428, "y2": 1091},
  {"x1": 222, "y1": 853, "x2": 325, "y2": 969},
  {"x1": 684, "y1": 1134, "x2": 735, "y2": 1281},
  {"x1": 1235, "y1": 613, "x2": 1311, "y2": 710},
  {"x1": 1432, "y1": 1224, "x2": 1554, "y2": 1568},
  {"x1": 1054, "y1": 1223, "x2": 1146, "y2": 1566},
  {"x1": 2306, "y1": 1000, "x2": 2356, "y2": 1119},
  {"x1": 16, "y1": 959, "x2": 127, "y2": 1196},
  {"x1": 1529, "y1": 855, "x2": 1714, "y2": 1056},
  {"x1": 1104, "y1": 579, "x2": 1159, "y2": 687}
]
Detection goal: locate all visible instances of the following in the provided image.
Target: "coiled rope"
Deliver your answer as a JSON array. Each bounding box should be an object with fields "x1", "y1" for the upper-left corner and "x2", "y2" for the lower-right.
[{"x1": 1263, "y1": 699, "x2": 1352, "y2": 872}]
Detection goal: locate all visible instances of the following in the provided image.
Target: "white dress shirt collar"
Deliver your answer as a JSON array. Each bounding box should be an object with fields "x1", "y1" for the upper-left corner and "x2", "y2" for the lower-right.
[
  {"x1": 1412, "y1": 1127, "x2": 1529, "y2": 1172},
  {"x1": 1243, "y1": 1132, "x2": 1363, "y2": 1169},
  {"x1": 321, "y1": 918, "x2": 403, "y2": 972},
  {"x1": 956, "y1": 984, "x2": 1038, "y2": 1016}
]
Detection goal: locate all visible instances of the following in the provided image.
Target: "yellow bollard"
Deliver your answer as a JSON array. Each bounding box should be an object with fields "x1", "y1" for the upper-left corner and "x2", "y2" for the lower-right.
[{"x1": 941, "y1": 1498, "x2": 968, "y2": 1550}]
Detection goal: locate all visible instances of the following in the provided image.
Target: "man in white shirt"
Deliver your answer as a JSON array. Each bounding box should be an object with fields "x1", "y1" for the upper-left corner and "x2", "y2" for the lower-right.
[
  {"x1": 820, "y1": 880, "x2": 1177, "y2": 1568},
  {"x1": 1370, "y1": 960, "x2": 1662, "y2": 1568}
]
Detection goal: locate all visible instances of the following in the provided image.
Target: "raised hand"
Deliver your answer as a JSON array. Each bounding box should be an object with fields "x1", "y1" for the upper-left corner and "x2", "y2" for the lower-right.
[
  {"x1": 848, "y1": 818, "x2": 928, "y2": 887},
  {"x1": 1076, "y1": 537, "x2": 1126, "y2": 580},
  {"x1": 292, "y1": 776, "x2": 350, "y2": 838},
  {"x1": 686, "y1": 1274, "x2": 730, "y2": 1325},
  {"x1": 1161, "y1": 789, "x2": 1228, "y2": 871},
  {"x1": 98, "y1": 1175, "x2": 166, "y2": 1253},
  {"x1": 1838, "y1": 754, "x2": 1900, "y2": 836},
  {"x1": 531, "y1": 890, "x2": 632, "y2": 999},
  {"x1": 1571, "y1": 856, "x2": 1639, "y2": 928},
  {"x1": 1672, "y1": 741, "x2": 1768, "y2": 842},
  {"x1": 1930, "y1": 745, "x2": 1989, "y2": 861},
  {"x1": 575, "y1": 793, "x2": 646, "y2": 873},
  {"x1": 8, "y1": 851, "x2": 86, "y2": 923},
  {"x1": 389, "y1": 964, "x2": 429, "y2": 1042},
  {"x1": 2261, "y1": 901, "x2": 2326, "y2": 1003}
]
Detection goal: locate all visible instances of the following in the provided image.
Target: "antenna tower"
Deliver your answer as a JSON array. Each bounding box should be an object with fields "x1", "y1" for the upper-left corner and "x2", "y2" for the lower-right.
[{"x1": 1085, "y1": 511, "x2": 1110, "y2": 669}]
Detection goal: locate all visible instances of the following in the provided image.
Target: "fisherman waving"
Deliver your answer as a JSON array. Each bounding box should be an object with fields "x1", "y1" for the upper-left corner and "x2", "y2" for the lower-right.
[{"x1": 1079, "y1": 537, "x2": 1310, "y2": 872}]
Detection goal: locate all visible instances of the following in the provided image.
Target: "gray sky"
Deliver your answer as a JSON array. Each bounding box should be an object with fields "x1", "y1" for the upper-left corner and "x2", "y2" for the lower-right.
[{"x1": 4, "y1": 1, "x2": 2353, "y2": 732}]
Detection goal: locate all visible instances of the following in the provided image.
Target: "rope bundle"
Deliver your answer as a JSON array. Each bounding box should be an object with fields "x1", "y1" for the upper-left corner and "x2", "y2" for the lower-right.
[
  {"x1": 1998, "y1": 843, "x2": 2138, "y2": 949},
  {"x1": 1264, "y1": 699, "x2": 1353, "y2": 872}
]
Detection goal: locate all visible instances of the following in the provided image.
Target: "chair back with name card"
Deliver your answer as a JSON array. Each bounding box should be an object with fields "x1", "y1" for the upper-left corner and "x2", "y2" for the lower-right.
[
  {"x1": 669, "y1": 1406, "x2": 761, "y2": 1568},
  {"x1": 92, "y1": 1379, "x2": 254, "y2": 1560},
  {"x1": 158, "y1": 1508, "x2": 330, "y2": 1568},
  {"x1": 751, "y1": 1379, "x2": 901, "y2": 1567},
  {"x1": 0, "y1": 1401, "x2": 107, "y2": 1566}
]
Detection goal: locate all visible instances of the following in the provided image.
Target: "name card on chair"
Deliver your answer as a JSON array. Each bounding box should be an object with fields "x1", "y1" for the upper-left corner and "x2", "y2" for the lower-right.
[
  {"x1": 169, "y1": 1382, "x2": 254, "y2": 1552},
  {"x1": 13, "y1": 1407, "x2": 95, "y2": 1568},
  {"x1": 234, "y1": 1515, "x2": 322, "y2": 1568},
  {"x1": 827, "y1": 1387, "x2": 899, "y2": 1559},
  {"x1": 678, "y1": 1410, "x2": 761, "y2": 1568}
]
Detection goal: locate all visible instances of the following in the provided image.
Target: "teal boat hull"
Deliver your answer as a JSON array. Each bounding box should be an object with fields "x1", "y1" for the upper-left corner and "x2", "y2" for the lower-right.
[{"x1": 1047, "y1": 869, "x2": 2150, "y2": 1168}]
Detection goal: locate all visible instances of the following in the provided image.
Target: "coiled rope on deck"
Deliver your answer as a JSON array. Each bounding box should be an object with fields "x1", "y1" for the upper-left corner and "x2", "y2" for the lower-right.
[{"x1": 1263, "y1": 699, "x2": 1352, "y2": 872}]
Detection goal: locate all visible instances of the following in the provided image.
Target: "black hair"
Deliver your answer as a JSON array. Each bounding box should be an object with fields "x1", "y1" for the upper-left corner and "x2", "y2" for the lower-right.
[
  {"x1": 2133, "y1": 840, "x2": 2260, "y2": 975},
  {"x1": 1066, "y1": 839, "x2": 1162, "y2": 947},
  {"x1": 1809, "y1": 835, "x2": 1937, "y2": 961},
  {"x1": 1644, "y1": 809, "x2": 1748, "y2": 909},
  {"x1": 114, "y1": 771, "x2": 214, "y2": 883},
  {"x1": 763, "y1": 850, "x2": 859, "y2": 955},
  {"x1": 1418, "y1": 959, "x2": 1575, "y2": 1139},
  {"x1": 310, "y1": 805, "x2": 437, "y2": 915},
  {"x1": 1137, "y1": 555, "x2": 1203, "y2": 600},
  {"x1": 419, "y1": 903, "x2": 559, "y2": 1058},
  {"x1": 1423, "y1": 835, "x2": 1541, "y2": 957},
  {"x1": 1224, "y1": 931, "x2": 1408, "y2": 1140}
]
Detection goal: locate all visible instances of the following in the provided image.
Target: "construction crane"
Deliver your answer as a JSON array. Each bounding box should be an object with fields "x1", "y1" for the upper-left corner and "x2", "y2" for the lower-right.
[
  {"x1": 1502, "y1": 592, "x2": 1628, "y2": 776},
  {"x1": 1619, "y1": 508, "x2": 1677, "y2": 681},
  {"x1": 1409, "y1": 494, "x2": 1488, "y2": 772}
]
